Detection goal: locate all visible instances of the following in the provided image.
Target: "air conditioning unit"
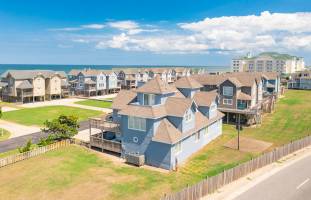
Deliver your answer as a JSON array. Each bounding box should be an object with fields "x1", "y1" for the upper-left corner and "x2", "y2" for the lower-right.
[{"x1": 125, "y1": 153, "x2": 145, "y2": 167}]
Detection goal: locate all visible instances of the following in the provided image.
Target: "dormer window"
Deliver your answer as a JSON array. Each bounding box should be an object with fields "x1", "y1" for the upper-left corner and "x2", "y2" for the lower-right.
[
  {"x1": 143, "y1": 93, "x2": 155, "y2": 106},
  {"x1": 223, "y1": 86, "x2": 233, "y2": 96},
  {"x1": 185, "y1": 110, "x2": 192, "y2": 122}
]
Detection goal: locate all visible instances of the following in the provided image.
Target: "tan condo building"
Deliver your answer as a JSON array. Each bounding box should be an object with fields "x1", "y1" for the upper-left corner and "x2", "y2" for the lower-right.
[{"x1": 232, "y1": 52, "x2": 305, "y2": 74}]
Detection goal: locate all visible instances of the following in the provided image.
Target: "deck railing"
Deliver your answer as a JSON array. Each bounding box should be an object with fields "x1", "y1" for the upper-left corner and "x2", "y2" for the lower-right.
[{"x1": 90, "y1": 134, "x2": 122, "y2": 153}]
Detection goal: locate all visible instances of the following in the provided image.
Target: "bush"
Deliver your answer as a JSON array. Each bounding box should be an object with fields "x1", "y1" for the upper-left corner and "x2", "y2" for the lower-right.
[
  {"x1": 42, "y1": 115, "x2": 79, "y2": 141},
  {"x1": 18, "y1": 140, "x2": 32, "y2": 153},
  {"x1": 37, "y1": 136, "x2": 54, "y2": 147}
]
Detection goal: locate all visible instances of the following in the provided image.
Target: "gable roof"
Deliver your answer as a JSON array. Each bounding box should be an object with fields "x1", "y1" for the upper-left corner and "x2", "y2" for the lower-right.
[
  {"x1": 112, "y1": 90, "x2": 137, "y2": 110},
  {"x1": 68, "y1": 69, "x2": 81, "y2": 76},
  {"x1": 119, "y1": 104, "x2": 167, "y2": 119},
  {"x1": 194, "y1": 91, "x2": 217, "y2": 107},
  {"x1": 152, "y1": 118, "x2": 182, "y2": 144},
  {"x1": 165, "y1": 97, "x2": 194, "y2": 117},
  {"x1": 16, "y1": 80, "x2": 33, "y2": 89},
  {"x1": 136, "y1": 76, "x2": 177, "y2": 94},
  {"x1": 175, "y1": 76, "x2": 203, "y2": 89},
  {"x1": 2, "y1": 70, "x2": 65, "y2": 80},
  {"x1": 237, "y1": 91, "x2": 252, "y2": 100}
]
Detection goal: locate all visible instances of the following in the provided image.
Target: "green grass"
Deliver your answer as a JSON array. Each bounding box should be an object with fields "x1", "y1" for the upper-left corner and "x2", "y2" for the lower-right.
[
  {"x1": 2, "y1": 106, "x2": 102, "y2": 126},
  {"x1": 0, "y1": 128, "x2": 10, "y2": 141},
  {"x1": 0, "y1": 90, "x2": 310, "y2": 200},
  {"x1": 75, "y1": 99, "x2": 112, "y2": 108}
]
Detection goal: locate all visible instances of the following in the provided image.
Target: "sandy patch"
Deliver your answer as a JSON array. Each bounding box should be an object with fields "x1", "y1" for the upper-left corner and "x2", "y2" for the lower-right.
[{"x1": 224, "y1": 136, "x2": 272, "y2": 153}]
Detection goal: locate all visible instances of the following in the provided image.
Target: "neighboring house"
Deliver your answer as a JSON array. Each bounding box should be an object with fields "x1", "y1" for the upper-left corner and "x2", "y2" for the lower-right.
[
  {"x1": 193, "y1": 72, "x2": 279, "y2": 125},
  {"x1": 75, "y1": 70, "x2": 99, "y2": 96},
  {"x1": 0, "y1": 70, "x2": 68, "y2": 103},
  {"x1": 91, "y1": 76, "x2": 224, "y2": 170},
  {"x1": 68, "y1": 69, "x2": 81, "y2": 81},
  {"x1": 288, "y1": 70, "x2": 311, "y2": 90},
  {"x1": 103, "y1": 70, "x2": 120, "y2": 93},
  {"x1": 232, "y1": 52, "x2": 305, "y2": 74},
  {"x1": 150, "y1": 68, "x2": 168, "y2": 82},
  {"x1": 116, "y1": 69, "x2": 141, "y2": 89}
]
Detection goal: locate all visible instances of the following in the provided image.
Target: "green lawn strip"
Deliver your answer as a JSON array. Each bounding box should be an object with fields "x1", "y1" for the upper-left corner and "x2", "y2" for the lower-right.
[
  {"x1": 2, "y1": 106, "x2": 102, "y2": 126},
  {"x1": 0, "y1": 149, "x2": 19, "y2": 158},
  {"x1": 0, "y1": 128, "x2": 10, "y2": 141},
  {"x1": 75, "y1": 99, "x2": 112, "y2": 108}
]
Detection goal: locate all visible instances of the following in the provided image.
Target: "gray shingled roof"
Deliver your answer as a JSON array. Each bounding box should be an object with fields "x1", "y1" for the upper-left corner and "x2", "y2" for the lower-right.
[
  {"x1": 1, "y1": 70, "x2": 66, "y2": 79},
  {"x1": 16, "y1": 80, "x2": 33, "y2": 89}
]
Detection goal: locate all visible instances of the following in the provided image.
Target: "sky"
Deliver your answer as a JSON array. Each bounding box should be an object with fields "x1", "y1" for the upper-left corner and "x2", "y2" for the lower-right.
[{"x1": 0, "y1": 0, "x2": 311, "y2": 66}]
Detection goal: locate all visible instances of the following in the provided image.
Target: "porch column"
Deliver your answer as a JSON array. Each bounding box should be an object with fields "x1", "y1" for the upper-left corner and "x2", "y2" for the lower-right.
[
  {"x1": 21, "y1": 89, "x2": 23, "y2": 104},
  {"x1": 227, "y1": 112, "x2": 229, "y2": 123}
]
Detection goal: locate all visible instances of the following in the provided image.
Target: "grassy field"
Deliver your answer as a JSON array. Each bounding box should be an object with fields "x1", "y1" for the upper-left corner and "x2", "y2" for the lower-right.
[
  {"x1": 2, "y1": 106, "x2": 102, "y2": 126},
  {"x1": 0, "y1": 128, "x2": 10, "y2": 141},
  {"x1": 75, "y1": 99, "x2": 112, "y2": 109},
  {"x1": 0, "y1": 90, "x2": 310, "y2": 200}
]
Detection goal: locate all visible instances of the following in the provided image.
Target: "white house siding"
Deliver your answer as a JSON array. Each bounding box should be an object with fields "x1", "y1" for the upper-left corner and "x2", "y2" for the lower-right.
[
  {"x1": 47, "y1": 76, "x2": 62, "y2": 95},
  {"x1": 257, "y1": 81, "x2": 263, "y2": 103},
  {"x1": 251, "y1": 82, "x2": 257, "y2": 107},
  {"x1": 96, "y1": 73, "x2": 107, "y2": 91},
  {"x1": 170, "y1": 119, "x2": 223, "y2": 169},
  {"x1": 33, "y1": 76, "x2": 45, "y2": 96},
  {"x1": 107, "y1": 73, "x2": 118, "y2": 89}
]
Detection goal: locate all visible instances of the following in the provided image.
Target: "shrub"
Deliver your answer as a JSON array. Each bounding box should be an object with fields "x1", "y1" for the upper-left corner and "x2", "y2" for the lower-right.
[{"x1": 18, "y1": 139, "x2": 32, "y2": 153}]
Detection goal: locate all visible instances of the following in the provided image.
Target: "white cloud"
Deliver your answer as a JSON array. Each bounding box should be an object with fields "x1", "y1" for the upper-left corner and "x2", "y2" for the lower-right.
[
  {"x1": 81, "y1": 24, "x2": 105, "y2": 29},
  {"x1": 54, "y1": 11, "x2": 311, "y2": 54},
  {"x1": 96, "y1": 33, "x2": 209, "y2": 53},
  {"x1": 72, "y1": 39, "x2": 90, "y2": 43},
  {"x1": 108, "y1": 20, "x2": 139, "y2": 30}
]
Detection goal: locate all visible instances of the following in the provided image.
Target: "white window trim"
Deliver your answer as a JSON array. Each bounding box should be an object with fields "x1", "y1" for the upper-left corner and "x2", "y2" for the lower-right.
[
  {"x1": 185, "y1": 110, "x2": 192, "y2": 122},
  {"x1": 204, "y1": 127, "x2": 208, "y2": 137},
  {"x1": 195, "y1": 132, "x2": 200, "y2": 143},
  {"x1": 223, "y1": 98, "x2": 233, "y2": 105},
  {"x1": 128, "y1": 116, "x2": 146, "y2": 132},
  {"x1": 174, "y1": 142, "x2": 182, "y2": 155},
  {"x1": 143, "y1": 93, "x2": 155, "y2": 106}
]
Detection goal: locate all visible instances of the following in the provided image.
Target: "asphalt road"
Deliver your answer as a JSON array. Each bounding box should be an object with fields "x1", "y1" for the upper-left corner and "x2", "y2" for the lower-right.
[
  {"x1": 234, "y1": 153, "x2": 311, "y2": 200},
  {"x1": 0, "y1": 120, "x2": 90, "y2": 153}
]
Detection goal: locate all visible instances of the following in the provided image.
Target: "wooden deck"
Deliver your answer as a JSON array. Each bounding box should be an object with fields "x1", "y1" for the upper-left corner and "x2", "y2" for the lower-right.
[{"x1": 90, "y1": 133, "x2": 122, "y2": 153}]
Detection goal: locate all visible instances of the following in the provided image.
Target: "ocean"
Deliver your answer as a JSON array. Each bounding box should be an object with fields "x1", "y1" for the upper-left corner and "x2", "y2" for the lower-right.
[{"x1": 0, "y1": 64, "x2": 230, "y2": 75}]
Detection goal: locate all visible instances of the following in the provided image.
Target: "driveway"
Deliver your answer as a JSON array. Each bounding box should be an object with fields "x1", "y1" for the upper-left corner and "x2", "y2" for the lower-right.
[
  {"x1": 19, "y1": 97, "x2": 112, "y2": 113},
  {"x1": 0, "y1": 120, "x2": 41, "y2": 138},
  {"x1": 0, "y1": 120, "x2": 92, "y2": 153}
]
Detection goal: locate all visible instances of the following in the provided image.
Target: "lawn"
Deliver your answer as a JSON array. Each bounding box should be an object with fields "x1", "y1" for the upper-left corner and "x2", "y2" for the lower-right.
[
  {"x1": 2, "y1": 106, "x2": 102, "y2": 126},
  {"x1": 0, "y1": 128, "x2": 10, "y2": 141},
  {"x1": 75, "y1": 99, "x2": 112, "y2": 109},
  {"x1": 0, "y1": 90, "x2": 310, "y2": 200}
]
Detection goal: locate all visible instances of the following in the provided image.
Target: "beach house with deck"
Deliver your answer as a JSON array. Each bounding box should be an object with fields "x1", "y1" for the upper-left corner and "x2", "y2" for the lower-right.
[{"x1": 89, "y1": 76, "x2": 224, "y2": 170}]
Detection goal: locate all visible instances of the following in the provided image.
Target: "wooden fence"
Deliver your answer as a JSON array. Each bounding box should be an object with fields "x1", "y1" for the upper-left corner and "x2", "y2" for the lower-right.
[
  {"x1": 162, "y1": 135, "x2": 311, "y2": 200},
  {"x1": 0, "y1": 140, "x2": 70, "y2": 168}
]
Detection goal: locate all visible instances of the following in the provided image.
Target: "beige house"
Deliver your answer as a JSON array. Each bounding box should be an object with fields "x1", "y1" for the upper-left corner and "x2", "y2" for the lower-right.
[{"x1": 0, "y1": 70, "x2": 68, "y2": 103}]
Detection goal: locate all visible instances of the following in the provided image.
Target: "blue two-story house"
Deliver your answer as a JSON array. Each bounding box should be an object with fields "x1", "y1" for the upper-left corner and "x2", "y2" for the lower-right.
[{"x1": 108, "y1": 76, "x2": 224, "y2": 170}]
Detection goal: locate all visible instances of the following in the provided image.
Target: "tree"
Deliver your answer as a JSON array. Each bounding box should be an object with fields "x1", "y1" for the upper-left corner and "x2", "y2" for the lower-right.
[{"x1": 42, "y1": 115, "x2": 79, "y2": 141}]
